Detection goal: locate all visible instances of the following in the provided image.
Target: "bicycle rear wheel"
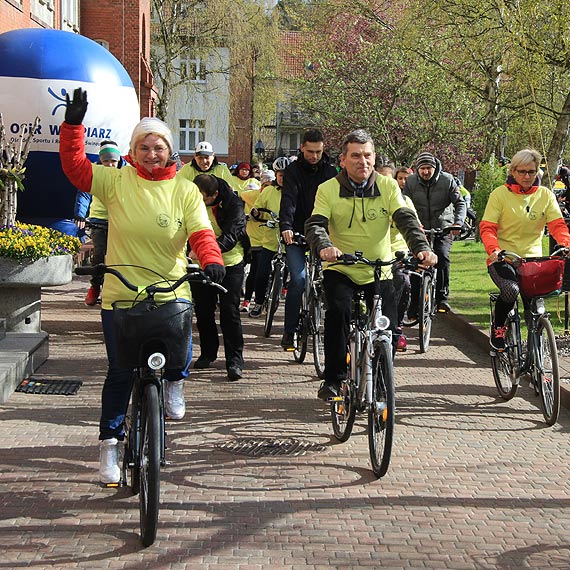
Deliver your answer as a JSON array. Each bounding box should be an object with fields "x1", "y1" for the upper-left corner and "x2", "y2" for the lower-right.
[
  {"x1": 293, "y1": 317, "x2": 308, "y2": 363},
  {"x1": 533, "y1": 317, "x2": 560, "y2": 425},
  {"x1": 368, "y1": 339, "x2": 395, "y2": 478},
  {"x1": 418, "y1": 273, "x2": 434, "y2": 353},
  {"x1": 264, "y1": 267, "x2": 282, "y2": 338},
  {"x1": 331, "y1": 343, "x2": 357, "y2": 442},
  {"x1": 139, "y1": 382, "x2": 161, "y2": 547},
  {"x1": 490, "y1": 319, "x2": 519, "y2": 400},
  {"x1": 311, "y1": 294, "x2": 325, "y2": 379}
]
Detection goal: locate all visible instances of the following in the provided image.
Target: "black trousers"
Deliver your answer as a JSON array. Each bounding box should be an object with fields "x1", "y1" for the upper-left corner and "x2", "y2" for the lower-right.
[
  {"x1": 190, "y1": 261, "x2": 244, "y2": 369},
  {"x1": 410, "y1": 233, "x2": 453, "y2": 308},
  {"x1": 322, "y1": 271, "x2": 398, "y2": 385}
]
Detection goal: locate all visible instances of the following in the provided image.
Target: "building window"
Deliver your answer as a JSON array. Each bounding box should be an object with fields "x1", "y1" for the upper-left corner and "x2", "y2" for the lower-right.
[
  {"x1": 61, "y1": 0, "x2": 79, "y2": 32},
  {"x1": 30, "y1": 0, "x2": 54, "y2": 26},
  {"x1": 288, "y1": 133, "x2": 301, "y2": 154},
  {"x1": 94, "y1": 39, "x2": 110, "y2": 50},
  {"x1": 179, "y1": 119, "x2": 206, "y2": 152},
  {"x1": 180, "y1": 53, "x2": 206, "y2": 83}
]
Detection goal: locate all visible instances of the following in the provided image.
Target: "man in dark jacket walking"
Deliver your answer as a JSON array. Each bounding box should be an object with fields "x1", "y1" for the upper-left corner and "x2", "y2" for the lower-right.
[
  {"x1": 279, "y1": 129, "x2": 337, "y2": 350},
  {"x1": 403, "y1": 151, "x2": 466, "y2": 313},
  {"x1": 190, "y1": 175, "x2": 249, "y2": 380}
]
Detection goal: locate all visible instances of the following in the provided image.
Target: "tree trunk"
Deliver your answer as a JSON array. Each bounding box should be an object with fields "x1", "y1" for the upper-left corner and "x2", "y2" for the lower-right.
[{"x1": 545, "y1": 89, "x2": 570, "y2": 187}]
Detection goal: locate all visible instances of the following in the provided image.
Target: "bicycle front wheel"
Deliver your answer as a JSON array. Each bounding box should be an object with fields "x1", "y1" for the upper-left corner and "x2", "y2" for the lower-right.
[
  {"x1": 139, "y1": 382, "x2": 161, "y2": 547},
  {"x1": 368, "y1": 340, "x2": 395, "y2": 478},
  {"x1": 311, "y1": 294, "x2": 326, "y2": 379},
  {"x1": 490, "y1": 318, "x2": 519, "y2": 401},
  {"x1": 533, "y1": 317, "x2": 560, "y2": 426},
  {"x1": 418, "y1": 273, "x2": 434, "y2": 353},
  {"x1": 264, "y1": 267, "x2": 282, "y2": 338}
]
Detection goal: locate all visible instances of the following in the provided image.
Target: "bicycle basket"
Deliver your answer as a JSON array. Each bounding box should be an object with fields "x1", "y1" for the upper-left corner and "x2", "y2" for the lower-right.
[
  {"x1": 112, "y1": 299, "x2": 193, "y2": 369},
  {"x1": 516, "y1": 257, "x2": 565, "y2": 297}
]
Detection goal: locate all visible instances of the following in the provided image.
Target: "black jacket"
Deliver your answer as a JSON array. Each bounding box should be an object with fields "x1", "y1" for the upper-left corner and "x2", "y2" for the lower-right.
[
  {"x1": 279, "y1": 152, "x2": 337, "y2": 235},
  {"x1": 210, "y1": 178, "x2": 250, "y2": 259}
]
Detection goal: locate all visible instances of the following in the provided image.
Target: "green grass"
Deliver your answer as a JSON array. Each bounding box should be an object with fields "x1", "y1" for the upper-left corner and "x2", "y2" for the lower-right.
[{"x1": 449, "y1": 238, "x2": 570, "y2": 335}]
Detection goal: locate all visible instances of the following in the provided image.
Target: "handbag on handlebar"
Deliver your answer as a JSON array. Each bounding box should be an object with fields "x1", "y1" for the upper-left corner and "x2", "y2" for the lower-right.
[
  {"x1": 516, "y1": 257, "x2": 565, "y2": 297},
  {"x1": 112, "y1": 299, "x2": 193, "y2": 369}
]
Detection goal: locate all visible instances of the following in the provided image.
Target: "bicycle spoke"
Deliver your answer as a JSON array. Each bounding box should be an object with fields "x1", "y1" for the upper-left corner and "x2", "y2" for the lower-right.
[{"x1": 535, "y1": 319, "x2": 560, "y2": 426}]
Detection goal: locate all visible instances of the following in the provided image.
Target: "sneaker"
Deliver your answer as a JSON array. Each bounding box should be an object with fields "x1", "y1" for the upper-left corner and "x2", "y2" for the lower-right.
[
  {"x1": 240, "y1": 300, "x2": 250, "y2": 313},
  {"x1": 227, "y1": 365, "x2": 243, "y2": 381},
  {"x1": 490, "y1": 325, "x2": 508, "y2": 352},
  {"x1": 317, "y1": 381, "x2": 339, "y2": 401},
  {"x1": 165, "y1": 379, "x2": 185, "y2": 420},
  {"x1": 99, "y1": 438, "x2": 120, "y2": 484},
  {"x1": 194, "y1": 356, "x2": 214, "y2": 369},
  {"x1": 281, "y1": 332, "x2": 295, "y2": 351},
  {"x1": 397, "y1": 334, "x2": 407, "y2": 352},
  {"x1": 249, "y1": 303, "x2": 263, "y2": 318},
  {"x1": 437, "y1": 300, "x2": 451, "y2": 313},
  {"x1": 84, "y1": 285, "x2": 100, "y2": 306}
]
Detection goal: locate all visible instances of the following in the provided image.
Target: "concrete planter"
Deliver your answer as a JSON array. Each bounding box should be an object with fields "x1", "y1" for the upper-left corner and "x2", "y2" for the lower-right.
[{"x1": 0, "y1": 254, "x2": 73, "y2": 332}]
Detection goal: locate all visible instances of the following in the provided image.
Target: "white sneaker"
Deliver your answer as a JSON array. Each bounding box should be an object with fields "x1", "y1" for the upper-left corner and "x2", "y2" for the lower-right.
[
  {"x1": 166, "y1": 379, "x2": 185, "y2": 420},
  {"x1": 99, "y1": 438, "x2": 120, "y2": 484}
]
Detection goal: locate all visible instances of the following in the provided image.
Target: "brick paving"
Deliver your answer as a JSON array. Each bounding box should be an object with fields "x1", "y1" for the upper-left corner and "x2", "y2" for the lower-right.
[{"x1": 1, "y1": 277, "x2": 569, "y2": 569}]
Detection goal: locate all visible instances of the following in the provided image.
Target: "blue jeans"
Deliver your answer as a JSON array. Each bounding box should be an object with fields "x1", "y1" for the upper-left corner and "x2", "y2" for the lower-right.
[
  {"x1": 99, "y1": 309, "x2": 192, "y2": 440},
  {"x1": 284, "y1": 244, "x2": 306, "y2": 334}
]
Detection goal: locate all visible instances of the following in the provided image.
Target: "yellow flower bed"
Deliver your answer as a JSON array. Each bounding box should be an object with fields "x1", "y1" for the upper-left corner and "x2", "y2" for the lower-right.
[{"x1": 0, "y1": 223, "x2": 81, "y2": 262}]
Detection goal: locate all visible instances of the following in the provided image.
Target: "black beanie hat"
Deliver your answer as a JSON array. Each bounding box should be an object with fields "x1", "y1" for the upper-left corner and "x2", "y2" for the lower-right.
[{"x1": 415, "y1": 152, "x2": 437, "y2": 169}]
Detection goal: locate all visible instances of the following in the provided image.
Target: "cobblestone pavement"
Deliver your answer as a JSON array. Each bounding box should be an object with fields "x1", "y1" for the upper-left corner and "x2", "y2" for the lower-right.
[{"x1": 1, "y1": 277, "x2": 569, "y2": 569}]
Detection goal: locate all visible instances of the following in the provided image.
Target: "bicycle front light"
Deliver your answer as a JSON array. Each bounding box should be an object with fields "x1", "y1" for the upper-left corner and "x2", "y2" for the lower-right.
[
  {"x1": 148, "y1": 352, "x2": 166, "y2": 370},
  {"x1": 535, "y1": 298, "x2": 546, "y2": 315},
  {"x1": 374, "y1": 315, "x2": 390, "y2": 331}
]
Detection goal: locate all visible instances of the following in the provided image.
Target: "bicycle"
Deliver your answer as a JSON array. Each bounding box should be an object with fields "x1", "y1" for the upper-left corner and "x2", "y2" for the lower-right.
[
  {"x1": 402, "y1": 226, "x2": 455, "y2": 353},
  {"x1": 290, "y1": 240, "x2": 326, "y2": 378},
  {"x1": 327, "y1": 251, "x2": 417, "y2": 477},
  {"x1": 75, "y1": 262, "x2": 225, "y2": 546},
  {"x1": 489, "y1": 249, "x2": 567, "y2": 426},
  {"x1": 251, "y1": 207, "x2": 287, "y2": 338}
]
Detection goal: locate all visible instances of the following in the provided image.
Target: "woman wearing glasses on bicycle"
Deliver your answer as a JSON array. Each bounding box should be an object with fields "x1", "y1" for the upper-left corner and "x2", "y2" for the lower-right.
[
  {"x1": 60, "y1": 88, "x2": 224, "y2": 484},
  {"x1": 480, "y1": 148, "x2": 570, "y2": 351}
]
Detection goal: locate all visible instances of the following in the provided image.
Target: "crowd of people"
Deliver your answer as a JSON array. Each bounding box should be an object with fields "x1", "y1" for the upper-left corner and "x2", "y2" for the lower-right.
[{"x1": 61, "y1": 87, "x2": 570, "y2": 485}]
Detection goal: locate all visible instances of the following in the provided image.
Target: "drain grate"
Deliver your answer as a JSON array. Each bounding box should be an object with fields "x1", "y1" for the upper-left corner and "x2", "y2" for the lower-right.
[
  {"x1": 217, "y1": 437, "x2": 327, "y2": 457},
  {"x1": 16, "y1": 378, "x2": 83, "y2": 395}
]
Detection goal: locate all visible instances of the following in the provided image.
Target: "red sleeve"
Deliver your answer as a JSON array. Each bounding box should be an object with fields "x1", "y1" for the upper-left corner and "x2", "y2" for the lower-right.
[
  {"x1": 59, "y1": 122, "x2": 93, "y2": 193},
  {"x1": 547, "y1": 218, "x2": 570, "y2": 247},
  {"x1": 188, "y1": 228, "x2": 224, "y2": 267},
  {"x1": 479, "y1": 220, "x2": 500, "y2": 255}
]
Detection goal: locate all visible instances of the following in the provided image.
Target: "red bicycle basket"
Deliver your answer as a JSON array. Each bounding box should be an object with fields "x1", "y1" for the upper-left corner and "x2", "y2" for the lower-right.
[{"x1": 516, "y1": 257, "x2": 565, "y2": 297}]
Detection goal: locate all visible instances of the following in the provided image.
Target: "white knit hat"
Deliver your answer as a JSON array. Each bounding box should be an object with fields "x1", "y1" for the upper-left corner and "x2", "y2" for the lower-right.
[{"x1": 130, "y1": 117, "x2": 174, "y2": 154}]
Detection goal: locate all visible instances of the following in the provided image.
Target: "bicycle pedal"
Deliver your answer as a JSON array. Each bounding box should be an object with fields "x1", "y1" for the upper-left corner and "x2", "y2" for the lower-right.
[
  {"x1": 102, "y1": 481, "x2": 120, "y2": 488},
  {"x1": 284, "y1": 347, "x2": 295, "y2": 352},
  {"x1": 330, "y1": 396, "x2": 344, "y2": 401}
]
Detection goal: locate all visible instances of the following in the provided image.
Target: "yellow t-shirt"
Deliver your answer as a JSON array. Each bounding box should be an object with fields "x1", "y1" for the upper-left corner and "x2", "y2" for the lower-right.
[
  {"x1": 253, "y1": 184, "x2": 282, "y2": 252},
  {"x1": 482, "y1": 184, "x2": 564, "y2": 257},
  {"x1": 88, "y1": 194, "x2": 108, "y2": 220},
  {"x1": 90, "y1": 164, "x2": 213, "y2": 309},
  {"x1": 178, "y1": 162, "x2": 235, "y2": 188},
  {"x1": 205, "y1": 206, "x2": 244, "y2": 267},
  {"x1": 313, "y1": 176, "x2": 407, "y2": 284},
  {"x1": 232, "y1": 176, "x2": 260, "y2": 197},
  {"x1": 241, "y1": 188, "x2": 265, "y2": 247}
]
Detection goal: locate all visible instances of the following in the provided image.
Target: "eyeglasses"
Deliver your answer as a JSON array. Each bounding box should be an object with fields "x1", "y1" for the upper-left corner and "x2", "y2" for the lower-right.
[
  {"x1": 515, "y1": 169, "x2": 537, "y2": 177},
  {"x1": 137, "y1": 145, "x2": 169, "y2": 154}
]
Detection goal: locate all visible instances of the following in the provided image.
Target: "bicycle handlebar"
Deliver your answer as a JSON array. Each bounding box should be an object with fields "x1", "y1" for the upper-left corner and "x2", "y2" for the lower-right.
[
  {"x1": 75, "y1": 263, "x2": 228, "y2": 294},
  {"x1": 497, "y1": 246, "x2": 569, "y2": 263},
  {"x1": 331, "y1": 250, "x2": 419, "y2": 270}
]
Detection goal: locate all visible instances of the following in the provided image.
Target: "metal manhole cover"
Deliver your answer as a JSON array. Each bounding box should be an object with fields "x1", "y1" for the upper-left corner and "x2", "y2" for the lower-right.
[{"x1": 217, "y1": 437, "x2": 327, "y2": 457}]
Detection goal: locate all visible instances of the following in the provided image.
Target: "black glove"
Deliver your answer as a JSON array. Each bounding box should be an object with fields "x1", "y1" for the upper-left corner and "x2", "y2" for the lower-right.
[
  {"x1": 204, "y1": 263, "x2": 226, "y2": 284},
  {"x1": 65, "y1": 88, "x2": 88, "y2": 125}
]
